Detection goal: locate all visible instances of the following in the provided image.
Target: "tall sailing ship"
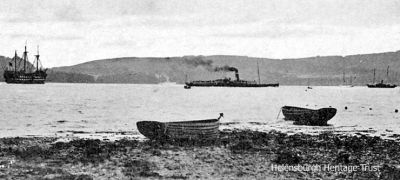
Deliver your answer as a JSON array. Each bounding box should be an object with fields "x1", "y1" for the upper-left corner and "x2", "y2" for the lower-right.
[
  {"x1": 367, "y1": 66, "x2": 396, "y2": 88},
  {"x1": 3, "y1": 44, "x2": 47, "y2": 84}
]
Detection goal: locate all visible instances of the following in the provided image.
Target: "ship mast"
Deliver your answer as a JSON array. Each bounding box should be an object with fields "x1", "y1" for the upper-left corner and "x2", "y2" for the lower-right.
[
  {"x1": 373, "y1": 68, "x2": 376, "y2": 84},
  {"x1": 386, "y1": 65, "x2": 390, "y2": 83},
  {"x1": 14, "y1": 50, "x2": 17, "y2": 73},
  {"x1": 23, "y1": 42, "x2": 28, "y2": 72},
  {"x1": 35, "y1": 45, "x2": 40, "y2": 72},
  {"x1": 342, "y1": 71, "x2": 346, "y2": 84},
  {"x1": 257, "y1": 61, "x2": 260, "y2": 84},
  {"x1": 349, "y1": 75, "x2": 352, "y2": 86},
  {"x1": 342, "y1": 56, "x2": 346, "y2": 84}
]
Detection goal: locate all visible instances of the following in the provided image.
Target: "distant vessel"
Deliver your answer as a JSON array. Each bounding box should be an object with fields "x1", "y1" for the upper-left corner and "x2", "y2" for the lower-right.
[
  {"x1": 340, "y1": 71, "x2": 347, "y2": 86},
  {"x1": 306, "y1": 79, "x2": 312, "y2": 89},
  {"x1": 3, "y1": 44, "x2": 47, "y2": 84},
  {"x1": 339, "y1": 74, "x2": 356, "y2": 87},
  {"x1": 184, "y1": 74, "x2": 191, "y2": 89},
  {"x1": 367, "y1": 67, "x2": 396, "y2": 88},
  {"x1": 349, "y1": 75, "x2": 355, "y2": 87},
  {"x1": 339, "y1": 68, "x2": 355, "y2": 87},
  {"x1": 185, "y1": 63, "x2": 279, "y2": 88}
]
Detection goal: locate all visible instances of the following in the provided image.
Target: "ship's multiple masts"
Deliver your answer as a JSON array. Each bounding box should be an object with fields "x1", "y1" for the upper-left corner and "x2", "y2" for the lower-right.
[
  {"x1": 371, "y1": 66, "x2": 392, "y2": 84},
  {"x1": 367, "y1": 66, "x2": 396, "y2": 88},
  {"x1": 3, "y1": 43, "x2": 47, "y2": 84},
  {"x1": 9, "y1": 44, "x2": 43, "y2": 73}
]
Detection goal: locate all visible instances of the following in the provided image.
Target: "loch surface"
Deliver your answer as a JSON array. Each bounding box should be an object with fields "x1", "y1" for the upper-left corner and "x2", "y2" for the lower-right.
[{"x1": 1, "y1": 83, "x2": 399, "y2": 138}]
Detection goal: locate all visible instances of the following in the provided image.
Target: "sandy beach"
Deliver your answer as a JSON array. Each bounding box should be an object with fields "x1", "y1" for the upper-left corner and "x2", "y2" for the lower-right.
[{"x1": 1, "y1": 129, "x2": 400, "y2": 179}]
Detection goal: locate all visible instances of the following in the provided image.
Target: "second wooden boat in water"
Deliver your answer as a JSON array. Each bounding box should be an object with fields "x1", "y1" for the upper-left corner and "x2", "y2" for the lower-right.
[{"x1": 281, "y1": 106, "x2": 336, "y2": 126}]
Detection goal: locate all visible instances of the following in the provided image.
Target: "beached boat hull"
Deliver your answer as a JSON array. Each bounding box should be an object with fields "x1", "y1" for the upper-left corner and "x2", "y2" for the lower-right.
[
  {"x1": 282, "y1": 106, "x2": 337, "y2": 126},
  {"x1": 137, "y1": 117, "x2": 221, "y2": 141}
]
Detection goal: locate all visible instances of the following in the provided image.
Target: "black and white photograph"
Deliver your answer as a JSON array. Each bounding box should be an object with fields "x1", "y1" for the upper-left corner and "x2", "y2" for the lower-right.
[{"x1": 0, "y1": 0, "x2": 400, "y2": 179}]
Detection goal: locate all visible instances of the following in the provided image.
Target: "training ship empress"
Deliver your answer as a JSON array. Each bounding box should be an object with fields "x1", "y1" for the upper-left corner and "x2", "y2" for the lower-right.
[
  {"x1": 185, "y1": 65, "x2": 279, "y2": 88},
  {"x1": 3, "y1": 44, "x2": 47, "y2": 84}
]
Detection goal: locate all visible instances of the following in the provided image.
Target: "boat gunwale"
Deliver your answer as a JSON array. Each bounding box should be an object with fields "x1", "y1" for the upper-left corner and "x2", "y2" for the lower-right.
[
  {"x1": 139, "y1": 118, "x2": 219, "y2": 125},
  {"x1": 282, "y1": 106, "x2": 335, "y2": 111}
]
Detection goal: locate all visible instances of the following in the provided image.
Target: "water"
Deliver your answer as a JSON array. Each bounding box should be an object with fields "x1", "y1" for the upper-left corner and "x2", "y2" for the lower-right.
[{"x1": 1, "y1": 83, "x2": 400, "y2": 139}]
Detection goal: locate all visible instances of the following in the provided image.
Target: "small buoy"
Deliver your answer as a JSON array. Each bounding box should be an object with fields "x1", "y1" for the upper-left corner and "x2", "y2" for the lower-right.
[
  {"x1": 369, "y1": 108, "x2": 372, "y2": 110},
  {"x1": 345, "y1": 106, "x2": 348, "y2": 110},
  {"x1": 395, "y1": 109, "x2": 398, "y2": 113}
]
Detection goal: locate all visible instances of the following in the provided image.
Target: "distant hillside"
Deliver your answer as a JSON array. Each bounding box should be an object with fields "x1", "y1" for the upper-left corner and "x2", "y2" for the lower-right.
[
  {"x1": 0, "y1": 56, "x2": 18, "y2": 81},
  {"x1": 2, "y1": 51, "x2": 400, "y2": 85},
  {"x1": 50, "y1": 51, "x2": 400, "y2": 85},
  {"x1": 46, "y1": 70, "x2": 96, "y2": 83}
]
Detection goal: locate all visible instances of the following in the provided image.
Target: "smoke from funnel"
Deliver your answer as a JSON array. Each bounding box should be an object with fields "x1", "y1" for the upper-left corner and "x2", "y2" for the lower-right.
[
  {"x1": 214, "y1": 65, "x2": 238, "y2": 73},
  {"x1": 214, "y1": 65, "x2": 240, "y2": 81},
  {"x1": 183, "y1": 56, "x2": 213, "y2": 68}
]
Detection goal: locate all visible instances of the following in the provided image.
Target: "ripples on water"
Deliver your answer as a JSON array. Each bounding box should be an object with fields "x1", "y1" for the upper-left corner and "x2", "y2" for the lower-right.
[{"x1": 0, "y1": 83, "x2": 400, "y2": 139}]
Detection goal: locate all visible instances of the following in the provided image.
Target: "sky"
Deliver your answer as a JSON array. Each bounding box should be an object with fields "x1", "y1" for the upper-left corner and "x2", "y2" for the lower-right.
[{"x1": 0, "y1": 0, "x2": 399, "y2": 67}]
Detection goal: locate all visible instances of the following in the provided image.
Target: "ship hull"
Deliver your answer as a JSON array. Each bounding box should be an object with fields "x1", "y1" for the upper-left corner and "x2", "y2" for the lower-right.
[
  {"x1": 5, "y1": 78, "x2": 45, "y2": 84},
  {"x1": 4, "y1": 71, "x2": 47, "y2": 84},
  {"x1": 367, "y1": 84, "x2": 396, "y2": 88},
  {"x1": 186, "y1": 82, "x2": 279, "y2": 87}
]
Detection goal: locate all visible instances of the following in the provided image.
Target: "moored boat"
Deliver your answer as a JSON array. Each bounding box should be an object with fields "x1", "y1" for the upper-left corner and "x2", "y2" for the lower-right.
[
  {"x1": 367, "y1": 67, "x2": 396, "y2": 88},
  {"x1": 3, "y1": 44, "x2": 47, "y2": 84},
  {"x1": 186, "y1": 79, "x2": 279, "y2": 87},
  {"x1": 185, "y1": 65, "x2": 279, "y2": 88},
  {"x1": 137, "y1": 113, "x2": 223, "y2": 141},
  {"x1": 281, "y1": 106, "x2": 337, "y2": 126},
  {"x1": 367, "y1": 80, "x2": 396, "y2": 88}
]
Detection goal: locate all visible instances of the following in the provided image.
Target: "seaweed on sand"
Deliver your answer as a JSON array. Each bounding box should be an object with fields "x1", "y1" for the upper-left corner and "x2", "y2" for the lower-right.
[
  {"x1": 2, "y1": 129, "x2": 400, "y2": 179},
  {"x1": 122, "y1": 159, "x2": 160, "y2": 178},
  {"x1": 12, "y1": 145, "x2": 54, "y2": 160},
  {"x1": 51, "y1": 138, "x2": 140, "y2": 164},
  {"x1": 273, "y1": 148, "x2": 302, "y2": 165},
  {"x1": 230, "y1": 140, "x2": 255, "y2": 152}
]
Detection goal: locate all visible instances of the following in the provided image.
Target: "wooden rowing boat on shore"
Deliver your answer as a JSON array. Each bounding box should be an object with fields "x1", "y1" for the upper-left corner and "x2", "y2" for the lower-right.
[
  {"x1": 137, "y1": 113, "x2": 223, "y2": 141},
  {"x1": 281, "y1": 106, "x2": 336, "y2": 126}
]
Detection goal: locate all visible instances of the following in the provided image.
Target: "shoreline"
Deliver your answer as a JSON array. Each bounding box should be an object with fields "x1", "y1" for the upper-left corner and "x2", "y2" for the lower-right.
[
  {"x1": 3, "y1": 121, "x2": 400, "y2": 142},
  {"x1": 1, "y1": 129, "x2": 400, "y2": 179}
]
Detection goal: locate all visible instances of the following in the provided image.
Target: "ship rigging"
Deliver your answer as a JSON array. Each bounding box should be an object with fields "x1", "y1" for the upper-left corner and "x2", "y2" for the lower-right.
[{"x1": 3, "y1": 44, "x2": 47, "y2": 84}]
